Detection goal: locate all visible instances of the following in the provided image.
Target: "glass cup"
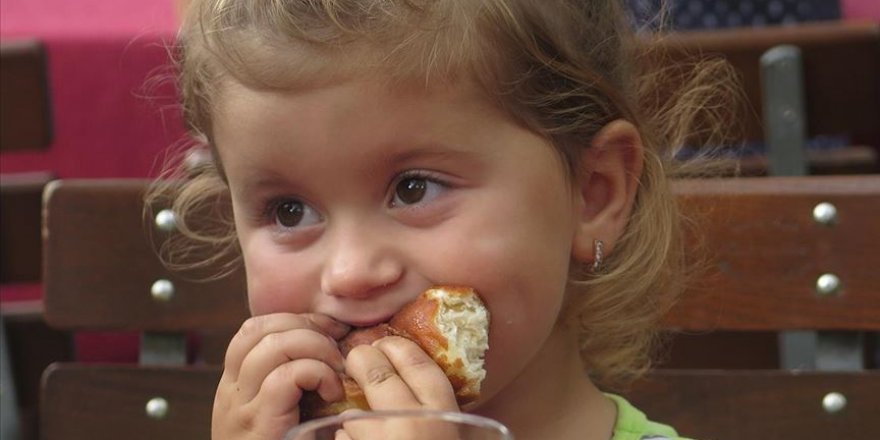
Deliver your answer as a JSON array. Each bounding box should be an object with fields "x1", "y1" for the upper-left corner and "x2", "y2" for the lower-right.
[{"x1": 284, "y1": 409, "x2": 514, "y2": 440}]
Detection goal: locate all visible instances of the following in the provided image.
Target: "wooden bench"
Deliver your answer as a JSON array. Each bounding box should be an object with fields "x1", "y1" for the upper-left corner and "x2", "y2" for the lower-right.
[
  {"x1": 40, "y1": 179, "x2": 247, "y2": 440},
  {"x1": 0, "y1": 40, "x2": 52, "y2": 151},
  {"x1": 39, "y1": 175, "x2": 880, "y2": 439},
  {"x1": 625, "y1": 175, "x2": 880, "y2": 439},
  {"x1": 1, "y1": 40, "x2": 62, "y2": 440},
  {"x1": 649, "y1": 21, "x2": 880, "y2": 378},
  {"x1": 629, "y1": 370, "x2": 880, "y2": 439}
]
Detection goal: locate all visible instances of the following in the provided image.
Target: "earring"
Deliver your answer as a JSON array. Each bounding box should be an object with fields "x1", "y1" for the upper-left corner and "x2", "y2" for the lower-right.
[{"x1": 592, "y1": 239, "x2": 605, "y2": 272}]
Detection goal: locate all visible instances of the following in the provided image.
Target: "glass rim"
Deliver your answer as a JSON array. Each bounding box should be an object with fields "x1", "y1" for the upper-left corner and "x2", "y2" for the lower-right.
[{"x1": 285, "y1": 409, "x2": 513, "y2": 439}]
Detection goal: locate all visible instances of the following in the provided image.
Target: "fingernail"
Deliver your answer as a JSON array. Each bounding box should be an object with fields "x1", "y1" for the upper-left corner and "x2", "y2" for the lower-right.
[{"x1": 370, "y1": 336, "x2": 394, "y2": 348}]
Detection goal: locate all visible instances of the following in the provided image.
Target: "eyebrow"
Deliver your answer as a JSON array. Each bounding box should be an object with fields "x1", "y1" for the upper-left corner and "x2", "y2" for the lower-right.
[
  {"x1": 383, "y1": 144, "x2": 485, "y2": 167},
  {"x1": 237, "y1": 142, "x2": 485, "y2": 195},
  {"x1": 238, "y1": 171, "x2": 297, "y2": 195}
]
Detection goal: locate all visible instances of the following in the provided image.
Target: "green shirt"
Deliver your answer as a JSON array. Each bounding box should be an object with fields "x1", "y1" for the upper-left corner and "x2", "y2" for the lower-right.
[{"x1": 607, "y1": 394, "x2": 694, "y2": 440}]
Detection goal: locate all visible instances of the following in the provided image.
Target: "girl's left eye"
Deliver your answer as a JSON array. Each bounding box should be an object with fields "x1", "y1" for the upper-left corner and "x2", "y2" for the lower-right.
[{"x1": 391, "y1": 174, "x2": 446, "y2": 207}]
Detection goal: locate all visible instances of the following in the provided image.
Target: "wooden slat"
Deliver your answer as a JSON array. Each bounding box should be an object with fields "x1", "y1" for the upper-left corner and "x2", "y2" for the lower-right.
[
  {"x1": 42, "y1": 176, "x2": 880, "y2": 332},
  {"x1": 652, "y1": 21, "x2": 880, "y2": 147},
  {"x1": 660, "y1": 331, "x2": 780, "y2": 369},
  {"x1": 42, "y1": 180, "x2": 249, "y2": 331},
  {"x1": 0, "y1": 40, "x2": 52, "y2": 151},
  {"x1": 627, "y1": 370, "x2": 880, "y2": 440},
  {"x1": 40, "y1": 364, "x2": 219, "y2": 440},
  {"x1": 2, "y1": 303, "x2": 72, "y2": 440},
  {"x1": 669, "y1": 175, "x2": 880, "y2": 331},
  {"x1": 0, "y1": 171, "x2": 53, "y2": 283}
]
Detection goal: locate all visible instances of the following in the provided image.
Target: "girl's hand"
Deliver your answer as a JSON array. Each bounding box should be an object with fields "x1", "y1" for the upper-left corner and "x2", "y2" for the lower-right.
[
  {"x1": 212, "y1": 313, "x2": 350, "y2": 440},
  {"x1": 338, "y1": 336, "x2": 461, "y2": 439}
]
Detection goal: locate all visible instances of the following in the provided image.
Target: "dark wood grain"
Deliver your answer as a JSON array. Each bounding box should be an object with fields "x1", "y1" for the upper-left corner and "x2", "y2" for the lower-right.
[
  {"x1": 627, "y1": 370, "x2": 880, "y2": 440},
  {"x1": 0, "y1": 40, "x2": 52, "y2": 150},
  {"x1": 669, "y1": 175, "x2": 880, "y2": 331},
  {"x1": 42, "y1": 180, "x2": 249, "y2": 331},
  {"x1": 40, "y1": 364, "x2": 220, "y2": 440},
  {"x1": 1, "y1": 172, "x2": 53, "y2": 283},
  {"x1": 660, "y1": 331, "x2": 780, "y2": 369},
  {"x1": 2, "y1": 302, "x2": 72, "y2": 440}
]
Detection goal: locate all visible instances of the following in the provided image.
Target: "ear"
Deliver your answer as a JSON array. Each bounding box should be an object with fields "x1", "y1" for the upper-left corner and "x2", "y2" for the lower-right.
[{"x1": 570, "y1": 119, "x2": 645, "y2": 265}]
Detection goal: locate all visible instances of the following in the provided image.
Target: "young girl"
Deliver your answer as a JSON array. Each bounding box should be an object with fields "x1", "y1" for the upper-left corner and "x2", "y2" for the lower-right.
[{"x1": 159, "y1": 1, "x2": 737, "y2": 439}]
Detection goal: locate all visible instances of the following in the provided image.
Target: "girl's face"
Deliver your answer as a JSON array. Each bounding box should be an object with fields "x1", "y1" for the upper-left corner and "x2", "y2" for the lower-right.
[{"x1": 213, "y1": 78, "x2": 583, "y2": 405}]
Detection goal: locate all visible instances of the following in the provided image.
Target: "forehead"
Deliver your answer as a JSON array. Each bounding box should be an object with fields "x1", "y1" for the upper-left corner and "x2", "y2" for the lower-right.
[
  {"x1": 213, "y1": 76, "x2": 503, "y2": 137},
  {"x1": 208, "y1": 77, "x2": 536, "y2": 176},
  {"x1": 208, "y1": 76, "x2": 571, "y2": 210}
]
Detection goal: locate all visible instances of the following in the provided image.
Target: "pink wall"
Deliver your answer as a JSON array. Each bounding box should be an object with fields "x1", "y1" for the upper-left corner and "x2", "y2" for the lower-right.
[
  {"x1": 1, "y1": 0, "x2": 178, "y2": 37},
  {"x1": 842, "y1": 0, "x2": 880, "y2": 21}
]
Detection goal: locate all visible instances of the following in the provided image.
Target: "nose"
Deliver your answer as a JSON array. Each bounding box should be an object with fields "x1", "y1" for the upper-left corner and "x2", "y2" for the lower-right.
[{"x1": 320, "y1": 225, "x2": 404, "y2": 300}]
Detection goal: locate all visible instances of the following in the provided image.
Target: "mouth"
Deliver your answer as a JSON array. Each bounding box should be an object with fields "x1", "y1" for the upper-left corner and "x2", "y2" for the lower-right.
[
  {"x1": 328, "y1": 290, "x2": 428, "y2": 329},
  {"x1": 339, "y1": 313, "x2": 395, "y2": 329},
  {"x1": 330, "y1": 307, "x2": 400, "y2": 329}
]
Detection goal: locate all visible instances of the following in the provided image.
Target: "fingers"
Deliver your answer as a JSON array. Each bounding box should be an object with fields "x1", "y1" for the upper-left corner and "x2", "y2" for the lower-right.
[
  {"x1": 225, "y1": 313, "x2": 350, "y2": 378},
  {"x1": 236, "y1": 328, "x2": 345, "y2": 402},
  {"x1": 253, "y1": 358, "x2": 344, "y2": 416},
  {"x1": 335, "y1": 431, "x2": 353, "y2": 440},
  {"x1": 212, "y1": 313, "x2": 350, "y2": 440},
  {"x1": 345, "y1": 336, "x2": 458, "y2": 411}
]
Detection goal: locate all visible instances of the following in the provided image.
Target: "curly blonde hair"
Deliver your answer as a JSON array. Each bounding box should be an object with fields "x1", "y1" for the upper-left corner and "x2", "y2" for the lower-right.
[{"x1": 150, "y1": 0, "x2": 742, "y2": 391}]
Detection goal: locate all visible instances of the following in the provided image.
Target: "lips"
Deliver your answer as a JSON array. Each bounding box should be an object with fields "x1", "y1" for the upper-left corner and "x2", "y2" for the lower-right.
[
  {"x1": 321, "y1": 290, "x2": 427, "y2": 329},
  {"x1": 326, "y1": 306, "x2": 399, "y2": 329},
  {"x1": 342, "y1": 314, "x2": 395, "y2": 328}
]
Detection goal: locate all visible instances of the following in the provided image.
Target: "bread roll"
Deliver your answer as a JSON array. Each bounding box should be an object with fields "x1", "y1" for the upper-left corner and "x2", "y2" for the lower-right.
[{"x1": 300, "y1": 286, "x2": 490, "y2": 420}]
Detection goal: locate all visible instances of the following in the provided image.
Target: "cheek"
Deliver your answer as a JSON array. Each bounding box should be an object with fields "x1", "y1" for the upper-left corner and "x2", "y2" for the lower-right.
[
  {"x1": 414, "y1": 191, "x2": 574, "y2": 381},
  {"x1": 458, "y1": 185, "x2": 574, "y2": 389},
  {"x1": 241, "y1": 236, "x2": 315, "y2": 316}
]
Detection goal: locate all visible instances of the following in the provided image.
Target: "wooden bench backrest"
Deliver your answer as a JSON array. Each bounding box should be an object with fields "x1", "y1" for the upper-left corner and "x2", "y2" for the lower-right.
[
  {"x1": 42, "y1": 176, "x2": 880, "y2": 333},
  {"x1": 668, "y1": 175, "x2": 880, "y2": 331},
  {"x1": 41, "y1": 364, "x2": 220, "y2": 440},
  {"x1": 42, "y1": 179, "x2": 249, "y2": 332},
  {"x1": 0, "y1": 40, "x2": 52, "y2": 151},
  {"x1": 630, "y1": 370, "x2": 880, "y2": 439},
  {"x1": 1, "y1": 172, "x2": 52, "y2": 283},
  {"x1": 41, "y1": 180, "x2": 245, "y2": 439},
  {"x1": 40, "y1": 175, "x2": 880, "y2": 440}
]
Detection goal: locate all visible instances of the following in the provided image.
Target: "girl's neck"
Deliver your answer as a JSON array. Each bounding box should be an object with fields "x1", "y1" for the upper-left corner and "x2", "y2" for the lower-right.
[{"x1": 475, "y1": 325, "x2": 617, "y2": 440}]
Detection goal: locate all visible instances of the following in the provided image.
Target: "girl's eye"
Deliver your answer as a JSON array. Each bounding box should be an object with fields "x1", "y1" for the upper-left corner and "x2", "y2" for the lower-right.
[
  {"x1": 392, "y1": 175, "x2": 446, "y2": 206},
  {"x1": 396, "y1": 178, "x2": 427, "y2": 204},
  {"x1": 272, "y1": 199, "x2": 320, "y2": 228}
]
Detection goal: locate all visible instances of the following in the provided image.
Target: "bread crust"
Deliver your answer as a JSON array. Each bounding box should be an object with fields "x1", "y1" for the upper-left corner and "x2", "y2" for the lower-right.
[{"x1": 299, "y1": 286, "x2": 487, "y2": 421}]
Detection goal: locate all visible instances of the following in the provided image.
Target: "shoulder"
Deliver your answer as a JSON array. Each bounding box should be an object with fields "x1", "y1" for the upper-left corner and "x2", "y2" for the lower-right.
[{"x1": 606, "y1": 394, "x2": 695, "y2": 440}]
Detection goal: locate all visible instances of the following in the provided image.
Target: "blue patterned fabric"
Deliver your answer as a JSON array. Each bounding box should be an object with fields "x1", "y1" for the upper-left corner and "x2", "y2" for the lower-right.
[{"x1": 628, "y1": 0, "x2": 841, "y2": 30}]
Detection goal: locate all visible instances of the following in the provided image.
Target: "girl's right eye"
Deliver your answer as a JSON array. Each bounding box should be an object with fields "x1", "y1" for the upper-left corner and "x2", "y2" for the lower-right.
[{"x1": 270, "y1": 199, "x2": 321, "y2": 229}]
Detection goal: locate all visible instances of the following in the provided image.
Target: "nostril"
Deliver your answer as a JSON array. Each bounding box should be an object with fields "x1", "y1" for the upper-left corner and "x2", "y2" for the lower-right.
[
  {"x1": 321, "y1": 261, "x2": 404, "y2": 300},
  {"x1": 320, "y1": 231, "x2": 405, "y2": 299}
]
